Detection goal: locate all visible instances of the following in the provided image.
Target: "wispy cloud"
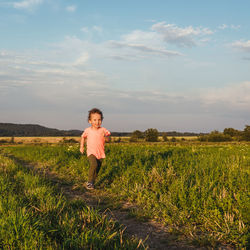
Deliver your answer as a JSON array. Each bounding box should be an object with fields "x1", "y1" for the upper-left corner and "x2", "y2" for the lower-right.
[
  {"x1": 218, "y1": 24, "x2": 241, "y2": 30},
  {"x1": 66, "y1": 5, "x2": 76, "y2": 12},
  {"x1": 201, "y1": 81, "x2": 250, "y2": 110},
  {"x1": 232, "y1": 40, "x2": 250, "y2": 52},
  {"x1": 109, "y1": 41, "x2": 182, "y2": 57},
  {"x1": 151, "y1": 22, "x2": 213, "y2": 47},
  {"x1": 106, "y1": 22, "x2": 213, "y2": 60},
  {"x1": 80, "y1": 25, "x2": 103, "y2": 34},
  {"x1": 81, "y1": 27, "x2": 89, "y2": 33},
  {"x1": 93, "y1": 25, "x2": 103, "y2": 33},
  {"x1": 218, "y1": 24, "x2": 228, "y2": 30},
  {"x1": 13, "y1": 0, "x2": 43, "y2": 10},
  {"x1": 1, "y1": 48, "x2": 249, "y2": 112},
  {"x1": 231, "y1": 25, "x2": 241, "y2": 30}
]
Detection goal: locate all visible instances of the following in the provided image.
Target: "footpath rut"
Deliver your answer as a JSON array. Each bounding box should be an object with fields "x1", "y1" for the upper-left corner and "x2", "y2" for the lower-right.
[{"x1": 6, "y1": 154, "x2": 214, "y2": 250}]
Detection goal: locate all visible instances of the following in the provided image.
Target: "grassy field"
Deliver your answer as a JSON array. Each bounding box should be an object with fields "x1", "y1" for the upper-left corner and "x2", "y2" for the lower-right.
[
  {"x1": 1, "y1": 142, "x2": 249, "y2": 248},
  {"x1": 0, "y1": 152, "x2": 143, "y2": 249}
]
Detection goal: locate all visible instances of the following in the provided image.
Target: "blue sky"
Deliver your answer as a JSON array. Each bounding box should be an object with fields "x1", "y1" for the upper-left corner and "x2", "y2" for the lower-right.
[{"x1": 0, "y1": 0, "x2": 250, "y2": 132}]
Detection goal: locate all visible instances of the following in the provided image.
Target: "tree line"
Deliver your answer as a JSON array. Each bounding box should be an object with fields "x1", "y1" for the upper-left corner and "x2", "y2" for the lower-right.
[
  {"x1": 199, "y1": 126, "x2": 250, "y2": 142},
  {"x1": 129, "y1": 126, "x2": 250, "y2": 142}
]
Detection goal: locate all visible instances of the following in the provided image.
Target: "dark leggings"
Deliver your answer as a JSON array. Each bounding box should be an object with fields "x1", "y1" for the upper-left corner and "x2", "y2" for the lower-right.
[{"x1": 88, "y1": 154, "x2": 102, "y2": 184}]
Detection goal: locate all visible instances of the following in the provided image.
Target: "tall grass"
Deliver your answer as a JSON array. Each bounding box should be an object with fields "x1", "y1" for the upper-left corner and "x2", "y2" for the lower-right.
[
  {"x1": 2, "y1": 143, "x2": 250, "y2": 248},
  {"x1": 0, "y1": 153, "x2": 143, "y2": 249}
]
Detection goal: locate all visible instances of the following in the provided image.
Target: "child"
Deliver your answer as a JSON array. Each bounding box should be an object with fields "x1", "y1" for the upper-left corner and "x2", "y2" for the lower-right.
[{"x1": 80, "y1": 108, "x2": 111, "y2": 190}]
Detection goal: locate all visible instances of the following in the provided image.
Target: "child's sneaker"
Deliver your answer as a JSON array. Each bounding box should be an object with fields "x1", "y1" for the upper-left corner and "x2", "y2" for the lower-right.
[{"x1": 86, "y1": 182, "x2": 94, "y2": 190}]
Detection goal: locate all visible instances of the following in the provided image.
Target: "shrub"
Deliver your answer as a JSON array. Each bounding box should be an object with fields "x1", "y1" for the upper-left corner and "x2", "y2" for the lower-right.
[
  {"x1": 223, "y1": 128, "x2": 240, "y2": 137},
  {"x1": 199, "y1": 131, "x2": 232, "y2": 142},
  {"x1": 129, "y1": 136, "x2": 138, "y2": 142},
  {"x1": 145, "y1": 128, "x2": 159, "y2": 142},
  {"x1": 162, "y1": 133, "x2": 169, "y2": 141},
  {"x1": 130, "y1": 130, "x2": 145, "y2": 142},
  {"x1": 241, "y1": 125, "x2": 250, "y2": 141},
  {"x1": 61, "y1": 138, "x2": 78, "y2": 144},
  {"x1": 171, "y1": 137, "x2": 177, "y2": 142},
  {"x1": 114, "y1": 137, "x2": 121, "y2": 143}
]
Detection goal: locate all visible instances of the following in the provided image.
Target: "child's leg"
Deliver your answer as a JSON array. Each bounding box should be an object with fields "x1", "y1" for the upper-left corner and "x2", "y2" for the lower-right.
[
  {"x1": 88, "y1": 155, "x2": 102, "y2": 184},
  {"x1": 96, "y1": 158, "x2": 102, "y2": 176}
]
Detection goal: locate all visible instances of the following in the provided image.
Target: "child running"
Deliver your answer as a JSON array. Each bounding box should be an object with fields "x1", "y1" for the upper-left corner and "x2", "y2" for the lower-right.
[{"x1": 80, "y1": 108, "x2": 111, "y2": 190}]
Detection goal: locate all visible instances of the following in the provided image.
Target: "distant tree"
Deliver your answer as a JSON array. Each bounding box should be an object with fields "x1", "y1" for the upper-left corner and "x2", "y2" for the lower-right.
[
  {"x1": 145, "y1": 128, "x2": 159, "y2": 142},
  {"x1": 241, "y1": 125, "x2": 250, "y2": 141},
  {"x1": 223, "y1": 128, "x2": 240, "y2": 137},
  {"x1": 130, "y1": 130, "x2": 144, "y2": 142},
  {"x1": 162, "y1": 132, "x2": 169, "y2": 141},
  {"x1": 132, "y1": 130, "x2": 144, "y2": 139}
]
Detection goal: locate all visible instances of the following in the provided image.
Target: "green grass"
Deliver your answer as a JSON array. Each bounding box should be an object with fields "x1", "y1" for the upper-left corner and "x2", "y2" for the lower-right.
[
  {"x1": 1, "y1": 143, "x2": 250, "y2": 248},
  {"x1": 0, "y1": 153, "x2": 144, "y2": 249}
]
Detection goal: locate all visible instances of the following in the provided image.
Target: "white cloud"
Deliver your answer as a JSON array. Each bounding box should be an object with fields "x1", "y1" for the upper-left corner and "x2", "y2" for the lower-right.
[
  {"x1": 13, "y1": 0, "x2": 43, "y2": 10},
  {"x1": 232, "y1": 40, "x2": 250, "y2": 52},
  {"x1": 108, "y1": 29, "x2": 181, "y2": 59},
  {"x1": 66, "y1": 5, "x2": 76, "y2": 12},
  {"x1": 106, "y1": 22, "x2": 213, "y2": 60},
  {"x1": 122, "y1": 30, "x2": 160, "y2": 45},
  {"x1": 151, "y1": 22, "x2": 213, "y2": 47}
]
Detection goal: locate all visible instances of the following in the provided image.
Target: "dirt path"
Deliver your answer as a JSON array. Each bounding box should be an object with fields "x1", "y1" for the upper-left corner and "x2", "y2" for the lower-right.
[
  {"x1": 5, "y1": 154, "x2": 210, "y2": 250},
  {"x1": 61, "y1": 185, "x2": 199, "y2": 250}
]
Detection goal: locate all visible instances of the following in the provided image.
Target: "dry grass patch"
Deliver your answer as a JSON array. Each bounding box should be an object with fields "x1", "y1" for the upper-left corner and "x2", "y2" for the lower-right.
[{"x1": 0, "y1": 137, "x2": 81, "y2": 144}]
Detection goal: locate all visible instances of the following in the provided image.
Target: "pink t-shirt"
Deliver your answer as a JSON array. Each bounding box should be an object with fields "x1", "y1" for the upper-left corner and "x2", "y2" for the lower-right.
[{"x1": 81, "y1": 127, "x2": 111, "y2": 159}]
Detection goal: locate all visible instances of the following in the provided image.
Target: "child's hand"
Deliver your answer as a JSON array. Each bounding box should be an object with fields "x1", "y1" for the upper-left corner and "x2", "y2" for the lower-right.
[{"x1": 80, "y1": 146, "x2": 84, "y2": 154}]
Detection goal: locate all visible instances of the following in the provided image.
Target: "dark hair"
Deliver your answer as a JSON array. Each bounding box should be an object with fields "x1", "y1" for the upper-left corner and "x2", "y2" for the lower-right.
[{"x1": 88, "y1": 108, "x2": 104, "y2": 121}]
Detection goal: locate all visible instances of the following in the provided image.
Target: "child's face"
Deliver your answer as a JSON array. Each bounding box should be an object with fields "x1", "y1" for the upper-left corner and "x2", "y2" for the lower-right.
[{"x1": 89, "y1": 113, "x2": 102, "y2": 129}]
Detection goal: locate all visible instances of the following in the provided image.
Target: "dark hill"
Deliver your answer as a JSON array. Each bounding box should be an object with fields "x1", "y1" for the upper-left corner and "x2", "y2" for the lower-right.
[
  {"x1": 0, "y1": 123, "x2": 82, "y2": 137},
  {"x1": 0, "y1": 123, "x2": 200, "y2": 137}
]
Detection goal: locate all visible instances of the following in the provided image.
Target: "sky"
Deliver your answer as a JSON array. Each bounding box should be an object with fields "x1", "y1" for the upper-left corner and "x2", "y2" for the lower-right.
[{"x1": 0, "y1": 0, "x2": 250, "y2": 132}]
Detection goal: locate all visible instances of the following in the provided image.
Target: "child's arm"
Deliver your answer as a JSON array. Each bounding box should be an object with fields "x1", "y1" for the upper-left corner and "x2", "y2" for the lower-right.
[{"x1": 80, "y1": 135, "x2": 85, "y2": 154}]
